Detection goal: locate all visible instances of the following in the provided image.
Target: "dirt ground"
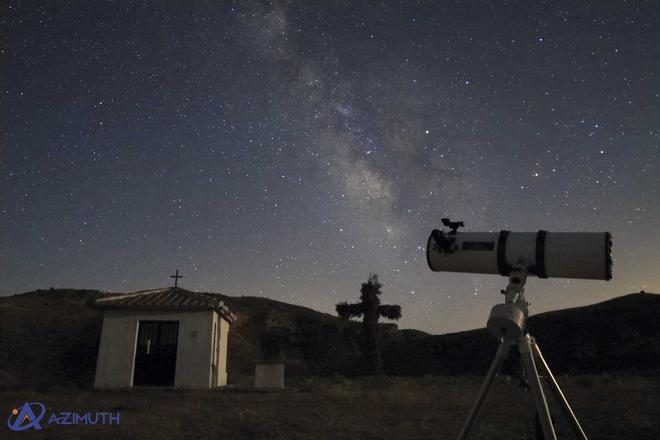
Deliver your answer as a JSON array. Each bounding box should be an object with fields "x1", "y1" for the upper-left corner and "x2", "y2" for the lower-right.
[{"x1": 2, "y1": 376, "x2": 659, "y2": 439}]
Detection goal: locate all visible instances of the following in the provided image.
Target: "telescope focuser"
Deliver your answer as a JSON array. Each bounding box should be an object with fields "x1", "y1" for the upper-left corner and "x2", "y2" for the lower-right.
[{"x1": 429, "y1": 218, "x2": 465, "y2": 254}]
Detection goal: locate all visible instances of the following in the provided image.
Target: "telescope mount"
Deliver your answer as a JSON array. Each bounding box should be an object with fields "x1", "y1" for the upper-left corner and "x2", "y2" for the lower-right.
[{"x1": 457, "y1": 268, "x2": 589, "y2": 440}]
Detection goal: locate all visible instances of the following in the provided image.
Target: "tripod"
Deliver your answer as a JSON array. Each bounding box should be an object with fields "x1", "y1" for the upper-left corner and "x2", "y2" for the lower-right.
[{"x1": 457, "y1": 269, "x2": 588, "y2": 440}]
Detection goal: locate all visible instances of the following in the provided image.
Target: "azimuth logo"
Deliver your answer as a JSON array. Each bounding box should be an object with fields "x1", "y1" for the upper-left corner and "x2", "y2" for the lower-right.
[
  {"x1": 7, "y1": 402, "x2": 46, "y2": 431},
  {"x1": 7, "y1": 402, "x2": 120, "y2": 432}
]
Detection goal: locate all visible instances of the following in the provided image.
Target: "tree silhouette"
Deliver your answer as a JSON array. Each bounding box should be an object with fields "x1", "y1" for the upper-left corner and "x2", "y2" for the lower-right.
[{"x1": 336, "y1": 274, "x2": 402, "y2": 374}]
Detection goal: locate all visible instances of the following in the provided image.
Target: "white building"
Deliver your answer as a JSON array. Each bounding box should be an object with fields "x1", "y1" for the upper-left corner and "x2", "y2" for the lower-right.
[{"x1": 93, "y1": 287, "x2": 235, "y2": 389}]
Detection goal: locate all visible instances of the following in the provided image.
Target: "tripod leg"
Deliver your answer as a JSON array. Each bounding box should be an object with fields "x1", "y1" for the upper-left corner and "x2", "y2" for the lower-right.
[
  {"x1": 519, "y1": 335, "x2": 557, "y2": 440},
  {"x1": 532, "y1": 342, "x2": 589, "y2": 440},
  {"x1": 456, "y1": 340, "x2": 512, "y2": 440}
]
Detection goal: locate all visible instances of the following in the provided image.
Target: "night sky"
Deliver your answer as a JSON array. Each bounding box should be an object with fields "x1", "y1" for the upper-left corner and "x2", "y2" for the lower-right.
[{"x1": 2, "y1": 1, "x2": 659, "y2": 334}]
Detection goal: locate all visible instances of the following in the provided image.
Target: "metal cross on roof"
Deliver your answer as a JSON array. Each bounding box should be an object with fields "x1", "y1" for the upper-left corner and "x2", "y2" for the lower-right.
[{"x1": 170, "y1": 269, "x2": 183, "y2": 287}]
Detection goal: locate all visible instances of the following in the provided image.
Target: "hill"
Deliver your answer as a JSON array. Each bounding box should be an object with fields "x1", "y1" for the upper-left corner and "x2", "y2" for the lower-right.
[
  {"x1": 0, "y1": 288, "x2": 658, "y2": 388},
  {"x1": 0, "y1": 288, "x2": 105, "y2": 388},
  {"x1": 383, "y1": 292, "x2": 660, "y2": 376}
]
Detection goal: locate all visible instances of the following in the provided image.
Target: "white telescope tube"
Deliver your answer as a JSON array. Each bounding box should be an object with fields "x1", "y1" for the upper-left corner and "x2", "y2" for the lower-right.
[{"x1": 426, "y1": 230, "x2": 612, "y2": 280}]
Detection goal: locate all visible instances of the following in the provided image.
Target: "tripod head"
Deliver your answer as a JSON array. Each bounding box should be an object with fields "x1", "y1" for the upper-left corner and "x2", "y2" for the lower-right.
[{"x1": 487, "y1": 268, "x2": 529, "y2": 341}]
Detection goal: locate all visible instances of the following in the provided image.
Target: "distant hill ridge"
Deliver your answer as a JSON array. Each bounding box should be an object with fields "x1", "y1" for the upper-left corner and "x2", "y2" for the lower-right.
[
  {"x1": 383, "y1": 291, "x2": 660, "y2": 376},
  {"x1": 0, "y1": 288, "x2": 658, "y2": 388}
]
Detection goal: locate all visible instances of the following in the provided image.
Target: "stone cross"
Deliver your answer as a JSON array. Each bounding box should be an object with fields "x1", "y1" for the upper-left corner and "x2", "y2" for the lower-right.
[{"x1": 336, "y1": 274, "x2": 401, "y2": 374}]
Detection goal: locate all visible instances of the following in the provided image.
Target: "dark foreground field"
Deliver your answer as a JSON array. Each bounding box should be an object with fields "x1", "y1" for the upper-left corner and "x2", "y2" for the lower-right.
[{"x1": 2, "y1": 376, "x2": 659, "y2": 440}]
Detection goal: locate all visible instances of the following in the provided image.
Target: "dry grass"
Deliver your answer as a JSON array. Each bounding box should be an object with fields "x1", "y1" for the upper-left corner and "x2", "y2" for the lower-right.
[{"x1": 2, "y1": 375, "x2": 659, "y2": 439}]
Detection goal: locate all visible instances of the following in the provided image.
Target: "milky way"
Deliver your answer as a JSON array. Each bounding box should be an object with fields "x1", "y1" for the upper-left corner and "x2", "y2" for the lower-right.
[{"x1": 2, "y1": 1, "x2": 659, "y2": 333}]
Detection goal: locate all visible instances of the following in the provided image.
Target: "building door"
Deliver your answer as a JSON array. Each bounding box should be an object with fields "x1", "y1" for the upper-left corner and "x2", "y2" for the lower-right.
[{"x1": 133, "y1": 321, "x2": 179, "y2": 386}]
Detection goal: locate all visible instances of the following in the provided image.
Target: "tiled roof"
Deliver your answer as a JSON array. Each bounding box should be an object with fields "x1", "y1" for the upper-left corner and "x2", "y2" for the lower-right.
[{"x1": 96, "y1": 287, "x2": 235, "y2": 322}]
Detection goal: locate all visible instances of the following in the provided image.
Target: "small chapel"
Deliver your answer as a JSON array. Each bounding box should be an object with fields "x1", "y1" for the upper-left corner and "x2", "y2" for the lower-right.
[{"x1": 94, "y1": 271, "x2": 235, "y2": 389}]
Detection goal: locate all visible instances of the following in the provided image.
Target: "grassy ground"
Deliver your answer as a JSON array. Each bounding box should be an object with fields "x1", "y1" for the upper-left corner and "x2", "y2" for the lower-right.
[{"x1": 2, "y1": 376, "x2": 659, "y2": 439}]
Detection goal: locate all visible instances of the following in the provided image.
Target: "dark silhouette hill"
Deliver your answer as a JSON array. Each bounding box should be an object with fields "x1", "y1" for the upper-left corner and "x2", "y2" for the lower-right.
[
  {"x1": 383, "y1": 292, "x2": 660, "y2": 376},
  {"x1": 0, "y1": 288, "x2": 105, "y2": 388},
  {"x1": 0, "y1": 288, "x2": 658, "y2": 388}
]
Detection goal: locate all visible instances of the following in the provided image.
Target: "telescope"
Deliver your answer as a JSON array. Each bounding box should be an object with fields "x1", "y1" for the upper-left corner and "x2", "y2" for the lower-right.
[
  {"x1": 427, "y1": 219, "x2": 612, "y2": 440},
  {"x1": 426, "y1": 218, "x2": 612, "y2": 280}
]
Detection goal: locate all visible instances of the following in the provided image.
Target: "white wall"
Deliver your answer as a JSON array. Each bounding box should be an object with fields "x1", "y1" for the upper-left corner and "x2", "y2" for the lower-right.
[
  {"x1": 219, "y1": 318, "x2": 229, "y2": 386},
  {"x1": 211, "y1": 314, "x2": 230, "y2": 386},
  {"x1": 94, "y1": 309, "x2": 228, "y2": 389}
]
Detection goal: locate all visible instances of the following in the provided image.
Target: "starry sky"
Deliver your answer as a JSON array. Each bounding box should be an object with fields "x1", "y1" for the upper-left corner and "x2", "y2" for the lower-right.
[{"x1": 2, "y1": 1, "x2": 659, "y2": 334}]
